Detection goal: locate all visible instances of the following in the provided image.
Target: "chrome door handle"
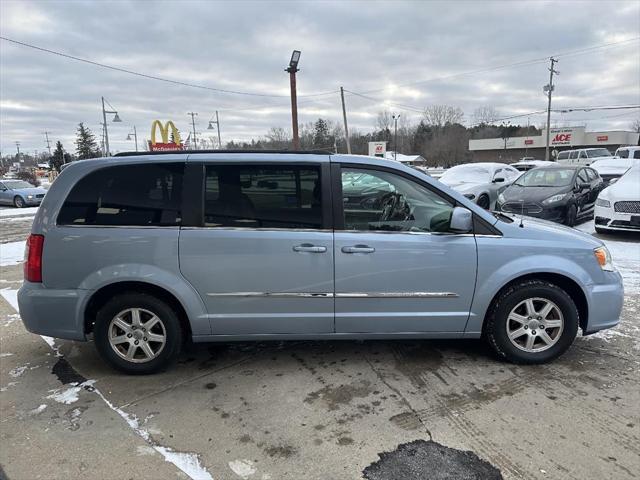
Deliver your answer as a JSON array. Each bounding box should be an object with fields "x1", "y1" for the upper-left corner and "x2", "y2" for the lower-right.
[
  {"x1": 341, "y1": 245, "x2": 375, "y2": 254},
  {"x1": 293, "y1": 243, "x2": 327, "y2": 253}
]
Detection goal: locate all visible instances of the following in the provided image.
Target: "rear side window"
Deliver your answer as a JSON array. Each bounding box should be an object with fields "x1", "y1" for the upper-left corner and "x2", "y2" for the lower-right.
[
  {"x1": 57, "y1": 163, "x2": 184, "y2": 226},
  {"x1": 617, "y1": 149, "x2": 629, "y2": 158},
  {"x1": 557, "y1": 151, "x2": 569, "y2": 160},
  {"x1": 204, "y1": 164, "x2": 322, "y2": 229},
  {"x1": 635, "y1": 151, "x2": 640, "y2": 159}
]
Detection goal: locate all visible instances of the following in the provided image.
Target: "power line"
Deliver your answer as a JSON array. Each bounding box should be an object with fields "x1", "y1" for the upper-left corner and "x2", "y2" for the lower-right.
[
  {"x1": 348, "y1": 37, "x2": 640, "y2": 95},
  {"x1": 0, "y1": 36, "x2": 339, "y2": 99}
]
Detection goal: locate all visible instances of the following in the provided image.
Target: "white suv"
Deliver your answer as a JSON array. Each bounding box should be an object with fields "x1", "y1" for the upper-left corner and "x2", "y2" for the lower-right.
[
  {"x1": 614, "y1": 146, "x2": 640, "y2": 159},
  {"x1": 556, "y1": 148, "x2": 615, "y2": 166}
]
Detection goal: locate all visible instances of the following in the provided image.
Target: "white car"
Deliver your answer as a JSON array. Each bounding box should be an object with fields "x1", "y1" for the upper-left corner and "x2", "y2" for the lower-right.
[
  {"x1": 590, "y1": 157, "x2": 640, "y2": 185},
  {"x1": 556, "y1": 148, "x2": 615, "y2": 166},
  {"x1": 510, "y1": 160, "x2": 555, "y2": 172},
  {"x1": 614, "y1": 146, "x2": 640, "y2": 159},
  {"x1": 439, "y1": 162, "x2": 521, "y2": 209},
  {"x1": 594, "y1": 165, "x2": 640, "y2": 233}
]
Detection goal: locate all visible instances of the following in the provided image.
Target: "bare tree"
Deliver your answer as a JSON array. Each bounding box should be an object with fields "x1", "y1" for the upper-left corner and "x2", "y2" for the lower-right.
[
  {"x1": 375, "y1": 111, "x2": 393, "y2": 132},
  {"x1": 422, "y1": 105, "x2": 464, "y2": 127},
  {"x1": 265, "y1": 127, "x2": 291, "y2": 148},
  {"x1": 472, "y1": 106, "x2": 499, "y2": 125}
]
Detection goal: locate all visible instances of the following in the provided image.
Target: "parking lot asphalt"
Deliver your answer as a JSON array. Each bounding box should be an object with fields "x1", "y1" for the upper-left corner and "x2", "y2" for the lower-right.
[{"x1": 1, "y1": 208, "x2": 639, "y2": 480}]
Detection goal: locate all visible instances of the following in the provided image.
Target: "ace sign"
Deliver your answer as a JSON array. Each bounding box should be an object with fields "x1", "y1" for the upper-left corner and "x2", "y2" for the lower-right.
[
  {"x1": 368, "y1": 141, "x2": 387, "y2": 157},
  {"x1": 548, "y1": 127, "x2": 584, "y2": 146}
]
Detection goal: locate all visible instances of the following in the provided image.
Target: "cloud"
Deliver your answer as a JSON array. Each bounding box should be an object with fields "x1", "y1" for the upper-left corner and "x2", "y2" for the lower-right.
[{"x1": 1, "y1": 0, "x2": 639, "y2": 154}]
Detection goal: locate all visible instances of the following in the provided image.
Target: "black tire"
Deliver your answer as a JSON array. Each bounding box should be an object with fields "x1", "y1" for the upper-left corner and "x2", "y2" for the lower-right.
[
  {"x1": 477, "y1": 194, "x2": 490, "y2": 210},
  {"x1": 565, "y1": 204, "x2": 577, "y2": 227},
  {"x1": 94, "y1": 292, "x2": 183, "y2": 374},
  {"x1": 13, "y1": 196, "x2": 25, "y2": 208},
  {"x1": 484, "y1": 280, "x2": 579, "y2": 364}
]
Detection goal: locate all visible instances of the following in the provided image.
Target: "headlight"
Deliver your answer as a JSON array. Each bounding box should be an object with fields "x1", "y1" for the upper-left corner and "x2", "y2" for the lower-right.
[
  {"x1": 27, "y1": 195, "x2": 34, "y2": 199},
  {"x1": 463, "y1": 193, "x2": 476, "y2": 200},
  {"x1": 594, "y1": 246, "x2": 614, "y2": 272},
  {"x1": 498, "y1": 193, "x2": 505, "y2": 203},
  {"x1": 595, "y1": 198, "x2": 610, "y2": 208},
  {"x1": 542, "y1": 193, "x2": 568, "y2": 205}
]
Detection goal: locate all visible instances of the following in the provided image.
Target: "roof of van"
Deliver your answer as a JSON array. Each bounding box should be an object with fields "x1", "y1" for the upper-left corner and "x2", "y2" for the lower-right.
[{"x1": 113, "y1": 149, "x2": 333, "y2": 157}]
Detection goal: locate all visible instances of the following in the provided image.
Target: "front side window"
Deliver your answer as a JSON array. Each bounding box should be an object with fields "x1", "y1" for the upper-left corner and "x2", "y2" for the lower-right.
[
  {"x1": 204, "y1": 165, "x2": 322, "y2": 229},
  {"x1": 341, "y1": 168, "x2": 454, "y2": 233},
  {"x1": 616, "y1": 148, "x2": 629, "y2": 158},
  {"x1": 57, "y1": 163, "x2": 184, "y2": 226}
]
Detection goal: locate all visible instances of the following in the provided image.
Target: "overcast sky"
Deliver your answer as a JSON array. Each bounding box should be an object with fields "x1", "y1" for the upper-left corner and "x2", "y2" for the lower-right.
[{"x1": 1, "y1": 0, "x2": 639, "y2": 155}]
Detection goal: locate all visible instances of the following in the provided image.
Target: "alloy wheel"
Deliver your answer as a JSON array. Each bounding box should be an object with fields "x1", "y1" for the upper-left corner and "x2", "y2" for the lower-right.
[
  {"x1": 506, "y1": 297, "x2": 564, "y2": 352},
  {"x1": 108, "y1": 308, "x2": 166, "y2": 363}
]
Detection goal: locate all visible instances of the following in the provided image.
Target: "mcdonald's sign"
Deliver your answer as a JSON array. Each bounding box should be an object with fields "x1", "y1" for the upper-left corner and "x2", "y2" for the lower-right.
[{"x1": 149, "y1": 120, "x2": 184, "y2": 151}]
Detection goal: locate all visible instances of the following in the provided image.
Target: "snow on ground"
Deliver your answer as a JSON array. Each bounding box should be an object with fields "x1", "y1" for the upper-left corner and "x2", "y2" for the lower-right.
[
  {"x1": 0, "y1": 241, "x2": 26, "y2": 267},
  {"x1": 576, "y1": 220, "x2": 640, "y2": 294},
  {"x1": 0, "y1": 207, "x2": 39, "y2": 218}
]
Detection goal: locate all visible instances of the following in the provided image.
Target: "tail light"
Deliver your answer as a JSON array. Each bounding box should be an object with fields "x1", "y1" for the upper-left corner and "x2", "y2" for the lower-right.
[{"x1": 24, "y1": 234, "x2": 44, "y2": 283}]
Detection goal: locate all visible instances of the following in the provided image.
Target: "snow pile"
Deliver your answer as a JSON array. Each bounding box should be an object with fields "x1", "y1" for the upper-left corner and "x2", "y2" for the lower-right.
[
  {"x1": 0, "y1": 241, "x2": 26, "y2": 266},
  {"x1": 0, "y1": 207, "x2": 39, "y2": 217}
]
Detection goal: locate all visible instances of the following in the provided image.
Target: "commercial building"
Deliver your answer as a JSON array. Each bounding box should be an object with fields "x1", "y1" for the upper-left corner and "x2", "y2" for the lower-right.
[{"x1": 469, "y1": 127, "x2": 639, "y2": 162}]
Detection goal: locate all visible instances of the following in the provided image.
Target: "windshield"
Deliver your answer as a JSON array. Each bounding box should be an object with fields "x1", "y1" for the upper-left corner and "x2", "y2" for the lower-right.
[
  {"x1": 586, "y1": 148, "x2": 611, "y2": 158},
  {"x1": 3, "y1": 180, "x2": 33, "y2": 189},
  {"x1": 514, "y1": 168, "x2": 575, "y2": 187},
  {"x1": 440, "y1": 164, "x2": 491, "y2": 183}
]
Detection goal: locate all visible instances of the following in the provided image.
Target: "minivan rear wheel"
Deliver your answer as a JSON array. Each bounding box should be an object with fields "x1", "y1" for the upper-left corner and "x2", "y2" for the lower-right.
[
  {"x1": 485, "y1": 280, "x2": 578, "y2": 364},
  {"x1": 94, "y1": 293, "x2": 182, "y2": 374}
]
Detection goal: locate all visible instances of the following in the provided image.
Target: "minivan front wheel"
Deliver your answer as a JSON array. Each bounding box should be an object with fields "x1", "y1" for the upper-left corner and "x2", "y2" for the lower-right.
[
  {"x1": 94, "y1": 293, "x2": 182, "y2": 374},
  {"x1": 485, "y1": 280, "x2": 578, "y2": 364}
]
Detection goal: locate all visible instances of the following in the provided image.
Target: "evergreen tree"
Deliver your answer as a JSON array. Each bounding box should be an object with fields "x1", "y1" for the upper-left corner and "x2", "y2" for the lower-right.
[
  {"x1": 75, "y1": 123, "x2": 101, "y2": 159},
  {"x1": 313, "y1": 119, "x2": 330, "y2": 148},
  {"x1": 50, "y1": 141, "x2": 66, "y2": 172}
]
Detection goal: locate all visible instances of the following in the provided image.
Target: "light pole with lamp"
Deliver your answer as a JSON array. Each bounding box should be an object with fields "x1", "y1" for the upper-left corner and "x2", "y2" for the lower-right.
[
  {"x1": 126, "y1": 126, "x2": 138, "y2": 152},
  {"x1": 392, "y1": 114, "x2": 400, "y2": 161},
  {"x1": 101, "y1": 96, "x2": 122, "y2": 156},
  {"x1": 286, "y1": 50, "x2": 301, "y2": 150},
  {"x1": 207, "y1": 111, "x2": 222, "y2": 148}
]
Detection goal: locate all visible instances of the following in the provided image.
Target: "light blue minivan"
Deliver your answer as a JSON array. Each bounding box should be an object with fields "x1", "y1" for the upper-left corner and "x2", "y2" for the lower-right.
[{"x1": 18, "y1": 152, "x2": 623, "y2": 373}]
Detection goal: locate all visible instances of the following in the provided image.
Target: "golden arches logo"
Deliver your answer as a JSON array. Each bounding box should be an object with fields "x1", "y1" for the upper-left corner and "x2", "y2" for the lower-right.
[{"x1": 150, "y1": 120, "x2": 182, "y2": 150}]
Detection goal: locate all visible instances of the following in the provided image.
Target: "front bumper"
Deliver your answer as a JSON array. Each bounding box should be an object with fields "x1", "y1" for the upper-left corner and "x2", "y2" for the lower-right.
[
  {"x1": 583, "y1": 271, "x2": 624, "y2": 335},
  {"x1": 18, "y1": 282, "x2": 90, "y2": 341},
  {"x1": 22, "y1": 197, "x2": 43, "y2": 206},
  {"x1": 594, "y1": 205, "x2": 640, "y2": 231}
]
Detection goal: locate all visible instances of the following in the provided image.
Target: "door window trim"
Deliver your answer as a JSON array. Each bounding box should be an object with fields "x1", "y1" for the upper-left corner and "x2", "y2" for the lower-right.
[
  {"x1": 183, "y1": 161, "x2": 333, "y2": 231},
  {"x1": 333, "y1": 162, "x2": 501, "y2": 236}
]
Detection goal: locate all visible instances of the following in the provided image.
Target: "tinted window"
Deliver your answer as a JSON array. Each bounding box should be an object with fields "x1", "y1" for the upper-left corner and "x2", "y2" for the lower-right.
[
  {"x1": 341, "y1": 168, "x2": 454, "y2": 233},
  {"x1": 57, "y1": 163, "x2": 184, "y2": 226},
  {"x1": 617, "y1": 149, "x2": 629, "y2": 158},
  {"x1": 569, "y1": 151, "x2": 578, "y2": 159},
  {"x1": 204, "y1": 165, "x2": 322, "y2": 229},
  {"x1": 557, "y1": 151, "x2": 569, "y2": 160},
  {"x1": 634, "y1": 151, "x2": 640, "y2": 159}
]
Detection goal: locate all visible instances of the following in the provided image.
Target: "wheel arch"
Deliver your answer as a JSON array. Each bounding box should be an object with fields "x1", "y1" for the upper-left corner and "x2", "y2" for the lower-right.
[
  {"x1": 481, "y1": 272, "x2": 588, "y2": 334},
  {"x1": 84, "y1": 281, "x2": 193, "y2": 339}
]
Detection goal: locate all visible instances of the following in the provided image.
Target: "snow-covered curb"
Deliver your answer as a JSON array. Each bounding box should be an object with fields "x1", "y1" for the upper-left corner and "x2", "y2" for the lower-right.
[{"x1": 0, "y1": 207, "x2": 39, "y2": 218}]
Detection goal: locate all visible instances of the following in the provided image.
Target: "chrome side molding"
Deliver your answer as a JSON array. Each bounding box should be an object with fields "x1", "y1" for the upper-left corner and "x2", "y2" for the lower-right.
[{"x1": 206, "y1": 292, "x2": 458, "y2": 298}]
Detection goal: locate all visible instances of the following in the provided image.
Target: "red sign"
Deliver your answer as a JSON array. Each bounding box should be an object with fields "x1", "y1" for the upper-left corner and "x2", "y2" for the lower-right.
[
  {"x1": 524, "y1": 139, "x2": 533, "y2": 145},
  {"x1": 552, "y1": 133, "x2": 572, "y2": 145},
  {"x1": 597, "y1": 135, "x2": 608, "y2": 142},
  {"x1": 148, "y1": 142, "x2": 184, "y2": 151}
]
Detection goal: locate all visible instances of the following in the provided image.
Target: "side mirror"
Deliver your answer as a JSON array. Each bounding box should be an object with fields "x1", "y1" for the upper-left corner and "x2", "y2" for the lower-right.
[
  {"x1": 580, "y1": 182, "x2": 590, "y2": 190},
  {"x1": 493, "y1": 177, "x2": 505, "y2": 183},
  {"x1": 450, "y1": 207, "x2": 473, "y2": 234}
]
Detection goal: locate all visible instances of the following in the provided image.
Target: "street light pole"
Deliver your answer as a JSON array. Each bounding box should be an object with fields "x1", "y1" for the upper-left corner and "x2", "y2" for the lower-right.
[
  {"x1": 207, "y1": 111, "x2": 222, "y2": 148},
  {"x1": 286, "y1": 50, "x2": 301, "y2": 150},
  {"x1": 127, "y1": 126, "x2": 138, "y2": 152},
  {"x1": 392, "y1": 114, "x2": 400, "y2": 161},
  {"x1": 101, "y1": 96, "x2": 122, "y2": 156}
]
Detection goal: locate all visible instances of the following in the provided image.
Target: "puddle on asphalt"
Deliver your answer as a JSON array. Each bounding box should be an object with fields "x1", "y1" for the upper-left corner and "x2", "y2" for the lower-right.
[{"x1": 363, "y1": 440, "x2": 503, "y2": 480}]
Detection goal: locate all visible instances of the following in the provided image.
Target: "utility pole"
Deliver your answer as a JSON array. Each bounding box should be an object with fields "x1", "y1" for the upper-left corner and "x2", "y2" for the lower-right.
[
  {"x1": 215, "y1": 111, "x2": 221, "y2": 148},
  {"x1": 188, "y1": 112, "x2": 198, "y2": 150},
  {"x1": 286, "y1": 50, "x2": 301, "y2": 150},
  {"x1": 101, "y1": 96, "x2": 121, "y2": 156},
  {"x1": 392, "y1": 114, "x2": 400, "y2": 161},
  {"x1": 43, "y1": 131, "x2": 52, "y2": 155},
  {"x1": 340, "y1": 87, "x2": 351, "y2": 154},
  {"x1": 544, "y1": 57, "x2": 559, "y2": 161},
  {"x1": 15, "y1": 141, "x2": 21, "y2": 162}
]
